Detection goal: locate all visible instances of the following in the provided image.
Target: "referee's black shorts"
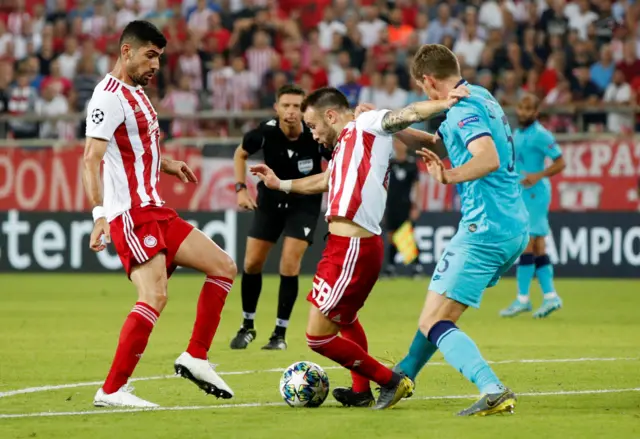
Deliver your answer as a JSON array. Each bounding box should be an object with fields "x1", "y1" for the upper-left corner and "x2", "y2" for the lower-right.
[
  {"x1": 248, "y1": 206, "x2": 320, "y2": 245},
  {"x1": 385, "y1": 203, "x2": 411, "y2": 232}
]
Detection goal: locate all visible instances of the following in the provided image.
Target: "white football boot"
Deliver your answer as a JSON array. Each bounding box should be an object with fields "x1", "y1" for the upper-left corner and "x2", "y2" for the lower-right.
[
  {"x1": 93, "y1": 384, "x2": 159, "y2": 408},
  {"x1": 174, "y1": 352, "x2": 234, "y2": 399}
]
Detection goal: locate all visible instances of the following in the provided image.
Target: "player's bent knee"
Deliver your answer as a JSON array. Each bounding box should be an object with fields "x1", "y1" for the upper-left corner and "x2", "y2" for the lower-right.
[
  {"x1": 137, "y1": 282, "x2": 168, "y2": 312},
  {"x1": 210, "y1": 252, "x2": 237, "y2": 279}
]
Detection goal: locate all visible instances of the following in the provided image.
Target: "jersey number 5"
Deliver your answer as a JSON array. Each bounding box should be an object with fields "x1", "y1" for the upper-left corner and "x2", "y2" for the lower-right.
[{"x1": 501, "y1": 115, "x2": 516, "y2": 172}]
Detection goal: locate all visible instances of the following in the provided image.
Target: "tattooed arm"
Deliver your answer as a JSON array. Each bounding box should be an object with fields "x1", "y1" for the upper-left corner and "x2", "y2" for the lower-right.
[{"x1": 381, "y1": 100, "x2": 454, "y2": 133}]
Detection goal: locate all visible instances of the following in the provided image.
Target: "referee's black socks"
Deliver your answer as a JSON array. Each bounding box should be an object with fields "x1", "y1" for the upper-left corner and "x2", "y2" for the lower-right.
[
  {"x1": 241, "y1": 272, "x2": 262, "y2": 329},
  {"x1": 275, "y1": 275, "x2": 299, "y2": 337}
]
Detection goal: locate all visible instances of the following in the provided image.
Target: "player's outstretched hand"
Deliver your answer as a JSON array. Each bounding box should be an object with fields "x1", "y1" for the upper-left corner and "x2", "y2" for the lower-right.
[
  {"x1": 249, "y1": 164, "x2": 281, "y2": 190},
  {"x1": 162, "y1": 159, "x2": 198, "y2": 183},
  {"x1": 90, "y1": 218, "x2": 110, "y2": 252},
  {"x1": 417, "y1": 148, "x2": 449, "y2": 184},
  {"x1": 445, "y1": 85, "x2": 470, "y2": 109},
  {"x1": 354, "y1": 103, "x2": 376, "y2": 118}
]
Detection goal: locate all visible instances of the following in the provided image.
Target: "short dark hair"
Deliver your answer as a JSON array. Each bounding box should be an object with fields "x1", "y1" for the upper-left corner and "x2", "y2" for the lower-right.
[
  {"x1": 301, "y1": 87, "x2": 350, "y2": 113},
  {"x1": 276, "y1": 84, "x2": 305, "y2": 101},
  {"x1": 119, "y1": 20, "x2": 167, "y2": 49},
  {"x1": 411, "y1": 44, "x2": 460, "y2": 80}
]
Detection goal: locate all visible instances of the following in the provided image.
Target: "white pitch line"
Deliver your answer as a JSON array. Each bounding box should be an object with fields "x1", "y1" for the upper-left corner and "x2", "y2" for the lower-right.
[
  {"x1": 1, "y1": 387, "x2": 639, "y2": 420},
  {"x1": 0, "y1": 356, "x2": 636, "y2": 400}
]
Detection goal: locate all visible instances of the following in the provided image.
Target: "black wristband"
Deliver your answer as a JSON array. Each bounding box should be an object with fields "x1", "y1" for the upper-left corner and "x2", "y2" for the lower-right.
[{"x1": 235, "y1": 182, "x2": 247, "y2": 193}]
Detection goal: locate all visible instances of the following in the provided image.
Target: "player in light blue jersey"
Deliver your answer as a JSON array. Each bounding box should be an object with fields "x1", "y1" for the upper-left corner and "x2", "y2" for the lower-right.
[
  {"x1": 500, "y1": 95, "x2": 566, "y2": 319},
  {"x1": 374, "y1": 44, "x2": 528, "y2": 415}
]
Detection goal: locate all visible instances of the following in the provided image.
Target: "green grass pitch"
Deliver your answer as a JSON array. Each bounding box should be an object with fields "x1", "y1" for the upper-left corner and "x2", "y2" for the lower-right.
[{"x1": 0, "y1": 274, "x2": 639, "y2": 439}]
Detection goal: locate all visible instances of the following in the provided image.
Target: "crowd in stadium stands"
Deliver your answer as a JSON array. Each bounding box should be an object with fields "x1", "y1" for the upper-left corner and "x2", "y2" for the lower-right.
[{"x1": 0, "y1": 0, "x2": 639, "y2": 140}]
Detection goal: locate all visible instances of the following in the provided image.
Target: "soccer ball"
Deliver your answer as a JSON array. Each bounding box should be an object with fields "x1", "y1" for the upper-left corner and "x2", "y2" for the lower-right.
[{"x1": 279, "y1": 361, "x2": 330, "y2": 407}]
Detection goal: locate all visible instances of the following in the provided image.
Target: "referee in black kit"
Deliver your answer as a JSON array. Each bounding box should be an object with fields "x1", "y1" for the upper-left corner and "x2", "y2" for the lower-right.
[
  {"x1": 384, "y1": 140, "x2": 423, "y2": 277},
  {"x1": 231, "y1": 85, "x2": 331, "y2": 350}
]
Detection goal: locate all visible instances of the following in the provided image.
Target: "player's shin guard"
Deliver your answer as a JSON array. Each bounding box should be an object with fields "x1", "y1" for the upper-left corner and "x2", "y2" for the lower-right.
[
  {"x1": 427, "y1": 321, "x2": 504, "y2": 395},
  {"x1": 339, "y1": 319, "x2": 371, "y2": 392},
  {"x1": 306, "y1": 333, "x2": 394, "y2": 387},
  {"x1": 516, "y1": 253, "x2": 535, "y2": 300},
  {"x1": 186, "y1": 276, "x2": 233, "y2": 360},
  {"x1": 535, "y1": 255, "x2": 556, "y2": 296},
  {"x1": 397, "y1": 330, "x2": 438, "y2": 381},
  {"x1": 103, "y1": 302, "x2": 159, "y2": 394},
  {"x1": 241, "y1": 272, "x2": 262, "y2": 328},
  {"x1": 275, "y1": 275, "x2": 298, "y2": 337}
]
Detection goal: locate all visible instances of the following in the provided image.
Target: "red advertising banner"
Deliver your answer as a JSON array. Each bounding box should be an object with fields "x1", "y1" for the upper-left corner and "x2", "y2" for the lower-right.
[
  {"x1": 550, "y1": 141, "x2": 640, "y2": 211},
  {"x1": 0, "y1": 140, "x2": 638, "y2": 212}
]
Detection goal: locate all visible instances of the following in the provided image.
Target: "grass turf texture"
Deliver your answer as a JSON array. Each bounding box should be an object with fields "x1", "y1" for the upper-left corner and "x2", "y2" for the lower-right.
[{"x1": 0, "y1": 274, "x2": 638, "y2": 439}]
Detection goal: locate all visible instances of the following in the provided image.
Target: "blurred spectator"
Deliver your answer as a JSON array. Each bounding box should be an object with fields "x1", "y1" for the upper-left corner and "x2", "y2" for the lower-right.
[
  {"x1": 539, "y1": 0, "x2": 569, "y2": 37},
  {"x1": 246, "y1": 30, "x2": 276, "y2": 83},
  {"x1": 426, "y1": 3, "x2": 459, "y2": 44},
  {"x1": 568, "y1": 0, "x2": 598, "y2": 40},
  {"x1": 227, "y1": 55, "x2": 258, "y2": 110},
  {"x1": 357, "y1": 6, "x2": 386, "y2": 48},
  {"x1": 8, "y1": 71, "x2": 38, "y2": 138},
  {"x1": 188, "y1": 0, "x2": 218, "y2": 34},
  {"x1": 495, "y1": 70, "x2": 523, "y2": 107},
  {"x1": 115, "y1": 0, "x2": 138, "y2": 30},
  {"x1": 35, "y1": 82, "x2": 72, "y2": 139},
  {"x1": 161, "y1": 76, "x2": 200, "y2": 138},
  {"x1": 74, "y1": 57, "x2": 99, "y2": 112},
  {"x1": 453, "y1": 21, "x2": 484, "y2": 68},
  {"x1": 318, "y1": 7, "x2": 346, "y2": 51},
  {"x1": 83, "y1": 2, "x2": 108, "y2": 39},
  {"x1": 41, "y1": 59, "x2": 72, "y2": 96},
  {"x1": 8, "y1": 0, "x2": 30, "y2": 36},
  {"x1": 387, "y1": 8, "x2": 414, "y2": 47},
  {"x1": 178, "y1": 37, "x2": 204, "y2": 91},
  {"x1": 58, "y1": 36, "x2": 80, "y2": 80},
  {"x1": 603, "y1": 68, "x2": 633, "y2": 133},
  {"x1": 372, "y1": 72, "x2": 407, "y2": 109},
  {"x1": 328, "y1": 50, "x2": 351, "y2": 87},
  {"x1": 338, "y1": 67, "x2": 362, "y2": 107},
  {"x1": 543, "y1": 73, "x2": 575, "y2": 133},
  {"x1": 37, "y1": 38, "x2": 55, "y2": 76},
  {"x1": 590, "y1": 44, "x2": 615, "y2": 92},
  {"x1": 616, "y1": 39, "x2": 640, "y2": 83},
  {"x1": 23, "y1": 56, "x2": 44, "y2": 89}
]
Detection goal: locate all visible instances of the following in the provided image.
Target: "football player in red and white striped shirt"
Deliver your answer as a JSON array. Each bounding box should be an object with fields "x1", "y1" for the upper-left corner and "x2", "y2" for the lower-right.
[
  {"x1": 250, "y1": 87, "x2": 466, "y2": 409},
  {"x1": 83, "y1": 21, "x2": 236, "y2": 408}
]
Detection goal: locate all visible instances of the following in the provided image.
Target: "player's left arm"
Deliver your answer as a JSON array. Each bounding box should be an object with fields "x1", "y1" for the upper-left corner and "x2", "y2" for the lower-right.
[
  {"x1": 445, "y1": 136, "x2": 500, "y2": 184},
  {"x1": 417, "y1": 136, "x2": 500, "y2": 185},
  {"x1": 250, "y1": 164, "x2": 330, "y2": 194}
]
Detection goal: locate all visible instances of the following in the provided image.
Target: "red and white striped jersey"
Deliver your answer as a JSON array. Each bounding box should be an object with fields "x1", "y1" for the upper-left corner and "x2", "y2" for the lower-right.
[
  {"x1": 85, "y1": 74, "x2": 163, "y2": 222},
  {"x1": 326, "y1": 110, "x2": 393, "y2": 235}
]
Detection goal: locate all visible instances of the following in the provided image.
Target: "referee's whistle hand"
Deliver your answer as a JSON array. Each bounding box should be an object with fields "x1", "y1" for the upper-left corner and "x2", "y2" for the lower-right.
[{"x1": 237, "y1": 190, "x2": 257, "y2": 210}]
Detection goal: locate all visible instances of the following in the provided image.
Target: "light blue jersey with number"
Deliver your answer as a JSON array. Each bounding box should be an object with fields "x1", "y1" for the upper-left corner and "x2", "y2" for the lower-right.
[
  {"x1": 436, "y1": 81, "x2": 528, "y2": 243},
  {"x1": 515, "y1": 120, "x2": 562, "y2": 200}
]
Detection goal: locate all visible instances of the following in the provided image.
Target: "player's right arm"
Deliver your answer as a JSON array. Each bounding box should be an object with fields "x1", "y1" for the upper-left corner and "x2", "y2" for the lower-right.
[
  {"x1": 379, "y1": 86, "x2": 469, "y2": 134},
  {"x1": 354, "y1": 103, "x2": 447, "y2": 158},
  {"x1": 83, "y1": 137, "x2": 109, "y2": 251},
  {"x1": 250, "y1": 164, "x2": 330, "y2": 195},
  {"x1": 82, "y1": 89, "x2": 125, "y2": 252}
]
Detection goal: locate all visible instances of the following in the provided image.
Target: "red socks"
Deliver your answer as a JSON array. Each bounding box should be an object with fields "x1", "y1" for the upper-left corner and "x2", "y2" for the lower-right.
[
  {"x1": 103, "y1": 302, "x2": 159, "y2": 394},
  {"x1": 186, "y1": 276, "x2": 233, "y2": 360},
  {"x1": 339, "y1": 319, "x2": 371, "y2": 392},
  {"x1": 307, "y1": 331, "x2": 393, "y2": 387}
]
